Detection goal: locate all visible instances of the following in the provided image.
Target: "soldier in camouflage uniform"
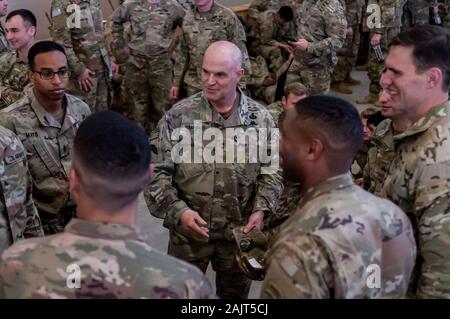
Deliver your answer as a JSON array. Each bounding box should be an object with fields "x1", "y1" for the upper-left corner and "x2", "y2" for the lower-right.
[
  {"x1": 253, "y1": 6, "x2": 296, "y2": 75},
  {"x1": 0, "y1": 41, "x2": 91, "y2": 235},
  {"x1": 0, "y1": 10, "x2": 36, "y2": 109},
  {"x1": 170, "y1": 0, "x2": 251, "y2": 100},
  {"x1": 331, "y1": 0, "x2": 365, "y2": 94},
  {"x1": 0, "y1": 0, "x2": 10, "y2": 55},
  {"x1": 0, "y1": 110, "x2": 215, "y2": 299},
  {"x1": 261, "y1": 96, "x2": 416, "y2": 298},
  {"x1": 366, "y1": 26, "x2": 450, "y2": 298},
  {"x1": 110, "y1": 0, "x2": 185, "y2": 134},
  {"x1": 50, "y1": 0, "x2": 116, "y2": 112},
  {"x1": 286, "y1": 0, "x2": 347, "y2": 96},
  {"x1": 147, "y1": 42, "x2": 282, "y2": 298},
  {"x1": 264, "y1": 83, "x2": 306, "y2": 243},
  {"x1": 356, "y1": 0, "x2": 406, "y2": 105},
  {"x1": 403, "y1": 0, "x2": 433, "y2": 28},
  {"x1": 248, "y1": 0, "x2": 296, "y2": 28},
  {"x1": 0, "y1": 126, "x2": 44, "y2": 253},
  {"x1": 246, "y1": 36, "x2": 293, "y2": 104}
]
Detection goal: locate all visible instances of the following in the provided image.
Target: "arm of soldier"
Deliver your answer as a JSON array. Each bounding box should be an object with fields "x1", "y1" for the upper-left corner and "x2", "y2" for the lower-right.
[
  {"x1": 414, "y1": 162, "x2": 450, "y2": 298},
  {"x1": 261, "y1": 231, "x2": 333, "y2": 298},
  {"x1": 252, "y1": 119, "x2": 283, "y2": 219},
  {"x1": 144, "y1": 115, "x2": 190, "y2": 230},
  {"x1": 171, "y1": 29, "x2": 189, "y2": 98},
  {"x1": 50, "y1": 0, "x2": 85, "y2": 76},
  {"x1": 346, "y1": 1, "x2": 358, "y2": 26},
  {"x1": 0, "y1": 84, "x2": 27, "y2": 108},
  {"x1": 306, "y1": 5, "x2": 347, "y2": 58},
  {"x1": 110, "y1": 2, "x2": 130, "y2": 64},
  {"x1": 248, "y1": 0, "x2": 267, "y2": 20},
  {"x1": 227, "y1": 15, "x2": 251, "y2": 89},
  {"x1": 22, "y1": 169, "x2": 44, "y2": 239}
]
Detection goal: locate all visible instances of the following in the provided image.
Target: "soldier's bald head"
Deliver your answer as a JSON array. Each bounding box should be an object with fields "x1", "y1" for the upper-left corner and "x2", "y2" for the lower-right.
[{"x1": 204, "y1": 41, "x2": 242, "y2": 71}]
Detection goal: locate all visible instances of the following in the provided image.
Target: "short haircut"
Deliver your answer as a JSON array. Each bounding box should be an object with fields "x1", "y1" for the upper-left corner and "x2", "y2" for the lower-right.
[
  {"x1": 73, "y1": 111, "x2": 151, "y2": 211},
  {"x1": 278, "y1": 6, "x2": 294, "y2": 22},
  {"x1": 284, "y1": 82, "x2": 307, "y2": 98},
  {"x1": 389, "y1": 25, "x2": 450, "y2": 90},
  {"x1": 367, "y1": 111, "x2": 386, "y2": 127},
  {"x1": 28, "y1": 41, "x2": 66, "y2": 70},
  {"x1": 6, "y1": 9, "x2": 37, "y2": 28},
  {"x1": 292, "y1": 96, "x2": 363, "y2": 160}
]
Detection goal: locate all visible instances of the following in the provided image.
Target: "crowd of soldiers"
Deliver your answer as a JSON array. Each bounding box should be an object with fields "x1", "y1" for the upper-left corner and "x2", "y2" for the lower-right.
[{"x1": 0, "y1": 0, "x2": 449, "y2": 299}]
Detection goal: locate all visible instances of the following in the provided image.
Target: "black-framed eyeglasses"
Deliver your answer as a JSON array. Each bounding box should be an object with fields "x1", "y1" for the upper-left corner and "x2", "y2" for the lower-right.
[{"x1": 32, "y1": 69, "x2": 71, "y2": 80}]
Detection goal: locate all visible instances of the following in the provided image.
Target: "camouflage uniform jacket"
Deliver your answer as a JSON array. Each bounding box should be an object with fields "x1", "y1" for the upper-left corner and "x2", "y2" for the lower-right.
[
  {"x1": 0, "y1": 218, "x2": 216, "y2": 298},
  {"x1": 248, "y1": 55, "x2": 269, "y2": 88},
  {"x1": 248, "y1": 0, "x2": 297, "y2": 21},
  {"x1": 266, "y1": 101, "x2": 283, "y2": 124},
  {"x1": 345, "y1": 0, "x2": 365, "y2": 26},
  {"x1": 0, "y1": 52, "x2": 32, "y2": 110},
  {"x1": 369, "y1": 101, "x2": 450, "y2": 298},
  {"x1": 0, "y1": 92, "x2": 91, "y2": 216},
  {"x1": 50, "y1": 0, "x2": 113, "y2": 77},
  {"x1": 363, "y1": 119, "x2": 396, "y2": 195},
  {"x1": 147, "y1": 90, "x2": 283, "y2": 241},
  {"x1": 0, "y1": 23, "x2": 10, "y2": 56},
  {"x1": 372, "y1": 0, "x2": 407, "y2": 33},
  {"x1": 293, "y1": 0, "x2": 347, "y2": 67},
  {"x1": 0, "y1": 126, "x2": 44, "y2": 253},
  {"x1": 110, "y1": 0, "x2": 185, "y2": 61},
  {"x1": 172, "y1": 2, "x2": 251, "y2": 90},
  {"x1": 261, "y1": 173, "x2": 416, "y2": 298},
  {"x1": 263, "y1": 101, "x2": 301, "y2": 240},
  {"x1": 255, "y1": 10, "x2": 297, "y2": 46}
]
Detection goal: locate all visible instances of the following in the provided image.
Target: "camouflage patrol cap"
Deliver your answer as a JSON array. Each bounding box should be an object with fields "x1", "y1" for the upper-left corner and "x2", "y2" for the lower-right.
[{"x1": 233, "y1": 227, "x2": 269, "y2": 281}]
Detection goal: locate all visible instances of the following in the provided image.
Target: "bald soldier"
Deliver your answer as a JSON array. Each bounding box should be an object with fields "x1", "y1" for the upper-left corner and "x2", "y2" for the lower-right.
[
  {"x1": 0, "y1": 0, "x2": 10, "y2": 55},
  {"x1": 261, "y1": 96, "x2": 416, "y2": 298},
  {"x1": 0, "y1": 111, "x2": 215, "y2": 299},
  {"x1": 148, "y1": 41, "x2": 282, "y2": 299}
]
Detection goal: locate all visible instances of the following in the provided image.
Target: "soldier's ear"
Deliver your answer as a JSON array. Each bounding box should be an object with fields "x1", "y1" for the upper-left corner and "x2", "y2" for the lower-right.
[
  {"x1": 427, "y1": 67, "x2": 442, "y2": 89},
  {"x1": 28, "y1": 26, "x2": 36, "y2": 37},
  {"x1": 236, "y1": 68, "x2": 244, "y2": 82},
  {"x1": 147, "y1": 164, "x2": 154, "y2": 185},
  {"x1": 27, "y1": 69, "x2": 33, "y2": 81},
  {"x1": 307, "y1": 138, "x2": 323, "y2": 162}
]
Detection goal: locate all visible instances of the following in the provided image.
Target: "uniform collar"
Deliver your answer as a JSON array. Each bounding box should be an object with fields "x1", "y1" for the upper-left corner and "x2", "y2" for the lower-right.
[
  {"x1": 375, "y1": 101, "x2": 450, "y2": 147},
  {"x1": 30, "y1": 91, "x2": 77, "y2": 132},
  {"x1": 193, "y1": 1, "x2": 219, "y2": 18},
  {"x1": 298, "y1": 173, "x2": 354, "y2": 207},
  {"x1": 64, "y1": 218, "x2": 146, "y2": 242},
  {"x1": 197, "y1": 88, "x2": 255, "y2": 127}
]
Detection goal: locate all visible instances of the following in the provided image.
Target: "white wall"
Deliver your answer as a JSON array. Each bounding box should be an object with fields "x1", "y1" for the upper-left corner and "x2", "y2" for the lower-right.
[{"x1": 2, "y1": 0, "x2": 248, "y2": 40}]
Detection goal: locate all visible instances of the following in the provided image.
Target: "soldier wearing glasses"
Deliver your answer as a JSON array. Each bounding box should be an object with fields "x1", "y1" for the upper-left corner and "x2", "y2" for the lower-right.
[{"x1": 0, "y1": 41, "x2": 91, "y2": 235}]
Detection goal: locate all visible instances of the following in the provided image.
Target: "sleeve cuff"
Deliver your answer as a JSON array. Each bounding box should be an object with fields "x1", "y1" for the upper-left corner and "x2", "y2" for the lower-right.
[{"x1": 162, "y1": 199, "x2": 189, "y2": 229}]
